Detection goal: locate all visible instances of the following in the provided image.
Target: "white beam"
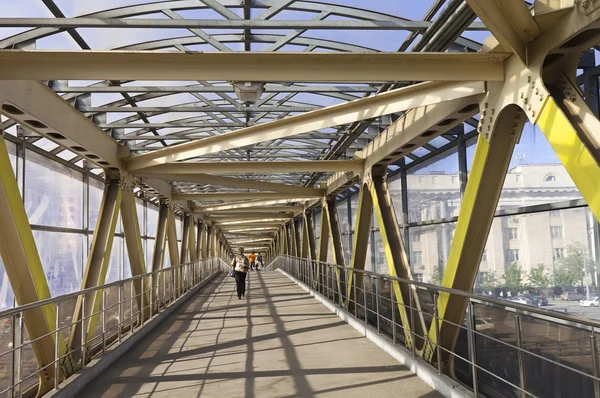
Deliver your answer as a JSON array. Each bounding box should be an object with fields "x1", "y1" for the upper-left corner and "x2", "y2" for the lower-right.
[
  {"x1": 0, "y1": 51, "x2": 507, "y2": 82},
  {"x1": 200, "y1": 198, "x2": 305, "y2": 212},
  {"x1": 125, "y1": 80, "x2": 487, "y2": 170},
  {"x1": 134, "y1": 160, "x2": 364, "y2": 174},
  {"x1": 173, "y1": 192, "x2": 321, "y2": 201}
]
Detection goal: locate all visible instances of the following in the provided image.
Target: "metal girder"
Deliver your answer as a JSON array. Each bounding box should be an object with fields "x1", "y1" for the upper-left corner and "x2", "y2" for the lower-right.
[
  {"x1": 370, "y1": 173, "x2": 425, "y2": 350},
  {"x1": 166, "y1": 207, "x2": 181, "y2": 296},
  {"x1": 214, "y1": 218, "x2": 291, "y2": 226},
  {"x1": 323, "y1": 199, "x2": 346, "y2": 301},
  {"x1": 82, "y1": 106, "x2": 321, "y2": 113},
  {"x1": 200, "y1": 223, "x2": 208, "y2": 259},
  {"x1": 151, "y1": 201, "x2": 168, "y2": 272},
  {"x1": 219, "y1": 222, "x2": 284, "y2": 229},
  {"x1": 0, "y1": 135, "x2": 64, "y2": 394},
  {"x1": 139, "y1": 173, "x2": 324, "y2": 196},
  {"x1": 135, "y1": 160, "x2": 364, "y2": 174},
  {"x1": 102, "y1": 122, "x2": 245, "y2": 129},
  {"x1": 303, "y1": 210, "x2": 317, "y2": 261},
  {"x1": 180, "y1": 215, "x2": 191, "y2": 264},
  {"x1": 175, "y1": 192, "x2": 321, "y2": 201},
  {"x1": 125, "y1": 80, "x2": 488, "y2": 170},
  {"x1": 0, "y1": 52, "x2": 504, "y2": 82},
  {"x1": 326, "y1": 95, "x2": 482, "y2": 196},
  {"x1": 0, "y1": 17, "x2": 487, "y2": 31},
  {"x1": 465, "y1": 0, "x2": 540, "y2": 64},
  {"x1": 317, "y1": 207, "x2": 329, "y2": 263},
  {"x1": 50, "y1": 84, "x2": 379, "y2": 94},
  {"x1": 199, "y1": 199, "x2": 308, "y2": 212},
  {"x1": 121, "y1": 177, "x2": 150, "y2": 319},
  {"x1": 70, "y1": 179, "x2": 121, "y2": 365},
  {"x1": 346, "y1": 184, "x2": 373, "y2": 310},
  {"x1": 205, "y1": 212, "x2": 295, "y2": 219},
  {"x1": 424, "y1": 105, "x2": 525, "y2": 363},
  {"x1": 0, "y1": 80, "x2": 124, "y2": 171}
]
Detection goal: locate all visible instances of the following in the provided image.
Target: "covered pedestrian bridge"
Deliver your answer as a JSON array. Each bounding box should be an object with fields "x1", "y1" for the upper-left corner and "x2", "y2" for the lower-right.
[{"x1": 0, "y1": 0, "x2": 599, "y2": 397}]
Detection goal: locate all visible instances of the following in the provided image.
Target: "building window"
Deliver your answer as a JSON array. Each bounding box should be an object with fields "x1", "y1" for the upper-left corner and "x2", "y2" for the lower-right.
[
  {"x1": 554, "y1": 248, "x2": 565, "y2": 260},
  {"x1": 506, "y1": 228, "x2": 518, "y2": 240},
  {"x1": 415, "y1": 273, "x2": 424, "y2": 283},
  {"x1": 432, "y1": 176, "x2": 438, "y2": 184},
  {"x1": 411, "y1": 232, "x2": 421, "y2": 242},
  {"x1": 550, "y1": 210, "x2": 561, "y2": 218},
  {"x1": 551, "y1": 226, "x2": 563, "y2": 239},
  {"x1": 545, "y1": 174, "x2": 557, "y2": 182},
  {"x1": 481, "y1": 249, "x2": 488, "y2": 262},
  {"x1": 516, "y1": 174, "x2": 521, "y2": 184},
  {"x1": 412, "y1": 251, "x2": 423, "y2": 265},
  {"x1": 452, "y1": 176, "x2": 459, "y2": 184},
  {"x1": 506, "y1": 249, "x2": 520, "y2": 262}
]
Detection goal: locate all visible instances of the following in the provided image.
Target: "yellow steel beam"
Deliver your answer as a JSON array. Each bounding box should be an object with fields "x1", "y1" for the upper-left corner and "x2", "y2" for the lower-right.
[
  {"x1": 199, "y1": 199, "x2": 312, "y2": 212},
  {"x1": 134, "y1": 160, "x2": 364, "y2": 174},
  {"x1": 125, "y1": 81, "x2": 486, "y2": 170},
  {"x1": 0, "y1": 51, "x2": 508, "y2": 82},
  {"x1": 139, "y1": 172, "x2": 325, "y2": 197},
  {"x1": 121, "y1": 178, "x2": 150, "y2": 319},
  {"x1": 180, "y1": 215, "x2": 191, "y2": 264},
  {"x1": 200, "y1": 223, "x2": 208, "y2": 259},
  {"x1": 537, "y1": 96, "x2": 600, "y2": 222},
  {"x1": 0, "y1": 135, "x2": 64, "y2": 394},
  {"x1": 424, "y1": 105, "x2": 525, "y2": 362},
  {"x1": 346, "y1": 184, "x2": 373, "y2": 308},
  {"x1": 175, "y1": 192, "x2": 322, "y2": 201},
  {"x1": 151, "y1": 201, "x2": 168, "y2": 273},
  {"x1": 323, "y1": 199, "x2": 346, "y2": 301},
  {"x1": 304, "y1": 210, "x2": 317, "y2": 261},
  {"x1": 70, "y1": 179, "x2": 121, "y2": 366},
  {"x1": 166, "y1": 207, "x2": 181, "y2": 296},
  {"x1": 465, "y1": 0, "x2": 540, "y2": 64},
  {"x1": 370, "y1": 174, "x2": 425, "y2": 350},
  {"x1": 189, "y1": 219, "x2": 198, "y2": 262}
]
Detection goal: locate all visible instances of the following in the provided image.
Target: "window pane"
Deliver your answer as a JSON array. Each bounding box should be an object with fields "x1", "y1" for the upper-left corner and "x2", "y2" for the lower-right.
[
  {"x1": 147, "y1": 203, "x2": 159, "y2": 238},
  {"x1": 107, "y1": 237, "x2": 122, "y2": 283},
  {"x1": 25, "y1": 150, "x2": 84, "y2": 228},
  {"x1": 407, "y1": 147, "x2": 460, "y2": 223},
  {"x1": 388, "y1": 176, "x2": 404, "y2": 224},
  {"x1": 176, "y1": 217, "x2": 183, "y2": 240},
  {"x1": 6, "y1": 141, "x2": 16, "y2": 174},
  {"x1": 314, "y1": 210, "x2": 321, "y2": 239},
  {"x1": 0, "y1": 258, "x2": 14, "y2": 309},
  {"x1": 350, "y1": 195, "x2": 359, "y2": 232},
  {"x1": 408, "y1": 223, "x2": 455, "y2": 285},
  {"x1": 136, "y1": 198, "x2": 145, "y2": 236},
  {"x1": 145, "y1": 238, "x2": 155, "y2": 268},
  {"x1": 373, "y1": 231, "x2": 388, "y2": 274},
  {"x1": 89, "y1": 178, "x2": 104, "y2": 231},
  {"x1": 336, "y1": 200, "x2": 350, "y2": 234},
  {"x1": 33, "y1": 231, "x2": 83, "y2": 296}
]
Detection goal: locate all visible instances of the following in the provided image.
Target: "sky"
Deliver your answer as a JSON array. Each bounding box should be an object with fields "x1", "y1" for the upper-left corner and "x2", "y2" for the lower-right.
[{"x1": 0, "y1": 0, "x2": 568, "y2": 168}]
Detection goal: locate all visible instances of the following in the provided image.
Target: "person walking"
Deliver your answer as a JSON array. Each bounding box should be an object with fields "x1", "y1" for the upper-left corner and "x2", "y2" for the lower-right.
[
  {"x1": 257, "y1": 252, "x2": 264, "y2": 270},
  {"x1": 248, "y1": 251, "x2": 257, "y2": 271},
  {"x1": 231, "y1": 247, "x2": 249, "y2": 299}
]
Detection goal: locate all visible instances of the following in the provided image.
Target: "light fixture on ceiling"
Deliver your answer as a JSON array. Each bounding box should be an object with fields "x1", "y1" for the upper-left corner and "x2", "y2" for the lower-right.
[{"x1": 232, "y1": 81, "x2": 264, "y2": 104}]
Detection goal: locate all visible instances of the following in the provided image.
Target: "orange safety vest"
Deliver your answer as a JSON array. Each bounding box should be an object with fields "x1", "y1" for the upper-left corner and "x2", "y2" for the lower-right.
[{"x1": 249, "y1": 253, "x2": 256, "y2": 262}]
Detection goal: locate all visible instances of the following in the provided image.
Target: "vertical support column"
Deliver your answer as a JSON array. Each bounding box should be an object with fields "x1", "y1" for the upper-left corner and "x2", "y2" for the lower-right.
[
  {"x1": 317, "y1": 207, "x2": 329, "y2": 263},
  {"x1": 200, "y1": 223, "x2": 208, "y2": 259},
  {"x1": 289, "y1": 221, "x2": 298, "y2": 257},
  {"x1": 304, "y1": 209, "x2": 317, "y2": 261},
  {"x1": 189, "y1": 219, "x2": 197, "y2": 262},
  {"x1": 347, "y1": 184, "x2": 373, "y2": 308},
  {"x1": 180, "y1": 215, "x2": 191, "y2": 264},
  {"x1": 70, "y1": 179, "x2": 121, "y2": 364},
  {"x1": 424, "y1": 105, "x2": 525, "y2": 361},
  {"x1": 0, "y1": 135, "x2": 65, "y2": 393},
  {"x1": 324, "y1": 199, "x2": 347, "y2": 302},
  {"x1": 371, "y1": 170, "x2": 425, "y2": 350},
  {"x1": 166, "y1": 206, "x2": 180, "y2": 296},
  {"x1": 121, "y1": 176, "x2": 150, "y2": 319},
  {"x1": 151, "y1": 200, "x2": 168, "y2": 273},
  {"x1": 282, "y1": 224, "x2": 289, "y2": 255},
  {"x1": 196, "y1": 222, "x2": 202, "y2": 260}
]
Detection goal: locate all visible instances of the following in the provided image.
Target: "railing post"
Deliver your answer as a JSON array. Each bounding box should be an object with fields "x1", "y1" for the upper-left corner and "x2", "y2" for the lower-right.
[
  {"x1": 118, "y1": 284, "x2": 123, "y2": 343},
  {"x1": 130, "y1": 279, "x2": 134, "y2": 335},
  {"x1": 466, "y1": 301, "x2": 479, "y2": 397},
  {"x1": 591, "y1": 328, "x2": 600, "y2": 398},
  {"x1": 363, "y1": 276, "x2": 368, "y2": 329},
  {"x1": 149, "y1": 274, "x2": 154, "y2": 318},
  {"x1": 515, "y1": 312, "x2": 526, "y2": 398},
  {"x1": 409, "y1": 286, "x2": 416, "y2": 357},
  {"x1": 12, "y1": 312, "x2": 23, "y2": 398},
  {"x1": 141, "y1": 277, "x2": 145, "y2": 326},
  {"x1": 81, "y1": 295, "x2": 87, "y2": 368},
  {"x1": 391, "y1": 281, "x2": 396, "y2": 344},
  {"x1": 433, "y1": 291, "x2": 442, "y2": 375},
  {"x1": 102, "y1": 289, "x2": 106, "y2": 355},
  {"x1": 374, "y1": 276, "x2": 380, "y2": 334},
  {"x1": 54, "y1": 304, "x2": 60, "y2": 390}
]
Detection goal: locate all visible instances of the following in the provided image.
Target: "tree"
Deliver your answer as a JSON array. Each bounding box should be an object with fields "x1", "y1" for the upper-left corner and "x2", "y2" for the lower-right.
[
  {"x1": 480, "y1": 271, "x2": 498, "y2": 292},
  {"x1": 503, "y1": 263, "x2": 523, "y2": 292},
  {"x1": 528, "y1": 264, "x2": 550, "y2": 290},
  {"x1": 552, "y1": 242, "x2": 593, "y2": 287},
  {"x1": 429, "y1": 263, "x2": 445, "y2": 285}
]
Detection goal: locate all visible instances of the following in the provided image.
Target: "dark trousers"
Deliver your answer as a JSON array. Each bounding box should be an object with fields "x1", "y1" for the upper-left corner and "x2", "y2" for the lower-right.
[{"x1": 234, "y1": 271, "x2": 247, "y2": 297}]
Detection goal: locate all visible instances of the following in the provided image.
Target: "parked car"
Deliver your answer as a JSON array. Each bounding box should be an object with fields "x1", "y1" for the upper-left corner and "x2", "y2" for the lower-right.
[
  {"x1": 580, "y1": 297, "x2": 599, "y2": 307},
  {"x1": 561, "y1": 292, "x2": 585, "y2": 301},
  {"x1": 509, "y1": 297, "x2": 537, "y2": 306},
  {"x1": 524, "y1": 294, "x2": 549, "y2": 306},
  {"x1": 474, "y1": 318, "x2": 496, "y2": 334}
]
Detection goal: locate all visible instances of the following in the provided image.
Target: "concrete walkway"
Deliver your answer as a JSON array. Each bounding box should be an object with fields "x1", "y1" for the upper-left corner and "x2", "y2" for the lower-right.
[{"x1": 78, "y1": 271, "x2": 442, "y2": 398}]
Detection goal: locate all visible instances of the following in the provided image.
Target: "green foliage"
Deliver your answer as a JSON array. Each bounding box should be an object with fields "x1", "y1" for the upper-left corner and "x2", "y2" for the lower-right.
[
  {"x1": 429, "y1": 263, "x2": 445, "y2": 285},
  {"x1": 503, "y1": 263, "x2": 523, "y2": 292},
  {"x1": 552, "y1": 242, "x2": 593, "y2": 287},
  {"x1": 480, "y1": 271, "x2": 498, "y2": 292},
  {"x1": 528, "y1": 264, "x2": 550, "y2": 290}
]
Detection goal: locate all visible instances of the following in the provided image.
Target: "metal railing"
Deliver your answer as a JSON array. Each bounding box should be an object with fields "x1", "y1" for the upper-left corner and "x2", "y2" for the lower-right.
[
  {"x1": 277, "y1": 255, "x2": 600, "y2": 398},
  {"x1": 0, "y1": 257, "x2": 228, "y2": 397}
]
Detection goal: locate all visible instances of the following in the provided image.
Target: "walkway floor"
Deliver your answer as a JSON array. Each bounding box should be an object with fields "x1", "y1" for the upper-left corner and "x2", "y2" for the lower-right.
[{"x1": 79, "y1": 271, "x2": 442, "y2": 398}]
